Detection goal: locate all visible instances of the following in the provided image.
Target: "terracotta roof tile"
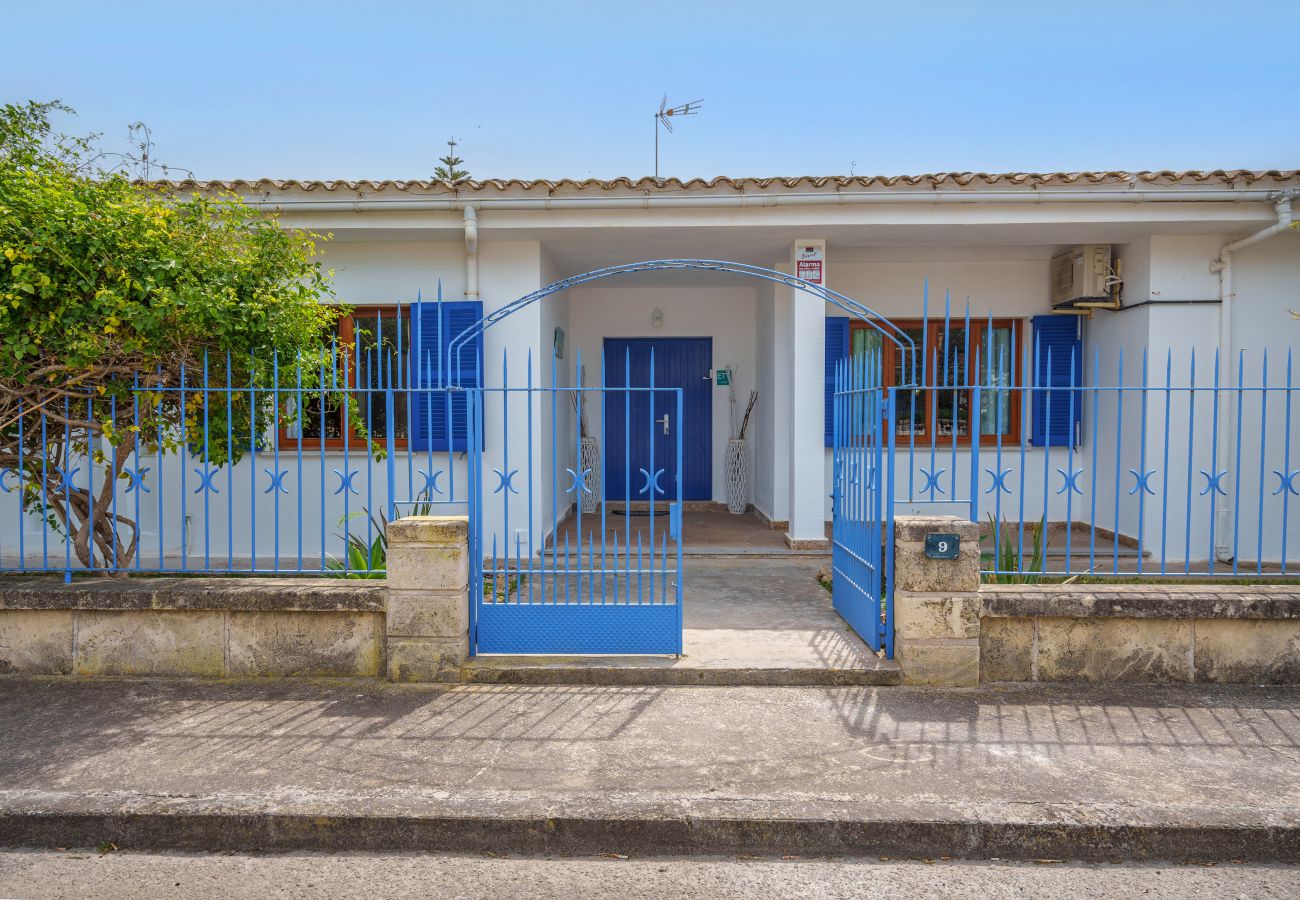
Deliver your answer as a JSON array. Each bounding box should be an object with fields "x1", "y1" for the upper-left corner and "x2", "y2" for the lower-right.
[{"x1": 160, "y1": 170, "x2": 1300, "y2": 195}]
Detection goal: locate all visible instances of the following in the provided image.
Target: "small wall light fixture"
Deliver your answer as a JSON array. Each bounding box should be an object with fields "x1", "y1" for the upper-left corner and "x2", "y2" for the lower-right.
[{"x1": 651, "y1": 307, "x2": 665, "y2": 328}]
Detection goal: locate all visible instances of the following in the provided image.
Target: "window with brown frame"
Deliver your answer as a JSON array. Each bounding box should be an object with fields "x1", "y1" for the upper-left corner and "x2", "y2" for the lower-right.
[
  {"x1": 279, "y1": 306, "x2": 410, "y2": 449},
  {"x1": 850, "y1": 318, "x2": 1024, "y2": 443}
]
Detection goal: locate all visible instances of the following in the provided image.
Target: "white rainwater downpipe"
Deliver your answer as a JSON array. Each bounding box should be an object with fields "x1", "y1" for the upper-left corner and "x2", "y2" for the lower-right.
[
  {"x1": 463, "y1": 205, "x2": 480, "y2": 300},
  {"x1": 1209, "y1": 189, "x2": 1297, "y2": 561}
]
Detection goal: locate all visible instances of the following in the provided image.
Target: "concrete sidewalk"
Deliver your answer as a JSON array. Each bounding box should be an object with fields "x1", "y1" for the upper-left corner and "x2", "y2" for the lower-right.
[{"x1": 0, "y1": 678, "x2": 1298, "y2": 861}]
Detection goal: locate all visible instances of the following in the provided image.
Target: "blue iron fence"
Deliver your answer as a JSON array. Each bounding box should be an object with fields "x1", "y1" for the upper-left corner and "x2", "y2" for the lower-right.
[
  {"x1": 0, "y1": 297, "x2": 481, "y2": 577},
  {"x1": 3, "y1": 289, "x2": 1297, "y2": 586},
  {"x1": 876, "y1": 314, "x2": 1299, "y2": 578}
]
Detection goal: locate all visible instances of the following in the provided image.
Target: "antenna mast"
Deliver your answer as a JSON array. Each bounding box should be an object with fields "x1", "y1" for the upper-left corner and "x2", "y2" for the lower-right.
[{"x1": 654, "y1": 96, "x2": 702, "y2": 179}]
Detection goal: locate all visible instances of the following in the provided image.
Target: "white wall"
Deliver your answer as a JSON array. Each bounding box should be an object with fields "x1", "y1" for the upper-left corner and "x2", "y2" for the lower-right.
[
  {"x1": 565, "y1": 285, "x2": 759, "y2": 504},
  {"x1": 769, "y1": 263, "x2": 793, "y2": 523},
  {"x1": 1232, "y1": 235, "x2": 1300, "y2": 361},
  {"x1": 828, "y1": 255, "x2": 1052, "y2": 320},
  {"x1": 1079, "y1": 230, "x2": 1299, "y2": 565},
  {"x1": 321, "y1": 240, "x2": 466, "y2": 303},
  {"x1": 537, "y1": 247, "x2": 574, "y2": 547},
  {"x1": 1227, "y1": 235, "x2": 1300, "y2": 565},
  {"x1": 1149, "y1": 234, "x2": 1224, "y2": 303},
  {"x1": 1087, "y1": 304, "x2": 1155, "y2": 552},
  {"x1": 753, "y1": 278, "x2": 778, "y2": 519},
  {"x1": 475, "y1": 241, "x2": 551, "y2": 558}
]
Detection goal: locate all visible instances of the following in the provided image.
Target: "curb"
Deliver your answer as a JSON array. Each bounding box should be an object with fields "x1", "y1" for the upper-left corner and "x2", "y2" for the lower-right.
[{"x1": 3, "y1": 810, "x2": 1297, "y2": 862}]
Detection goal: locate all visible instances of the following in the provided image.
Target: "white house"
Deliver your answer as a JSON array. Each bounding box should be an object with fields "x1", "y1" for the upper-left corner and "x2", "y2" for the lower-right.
[{"x1": 4, "y1": 170, "x2": 1299, "y2": 601}]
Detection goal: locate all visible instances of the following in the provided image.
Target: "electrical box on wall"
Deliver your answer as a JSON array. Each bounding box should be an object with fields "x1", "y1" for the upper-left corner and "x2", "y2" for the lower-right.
[{"x1": 1051, "y1": 245, "x2": 1113, "y2": 308}]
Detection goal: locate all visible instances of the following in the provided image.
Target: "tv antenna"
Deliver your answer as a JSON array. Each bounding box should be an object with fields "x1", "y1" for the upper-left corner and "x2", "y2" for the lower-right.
[{"x1": 654, "y1": 95, "x2": 702, "y2": 179}]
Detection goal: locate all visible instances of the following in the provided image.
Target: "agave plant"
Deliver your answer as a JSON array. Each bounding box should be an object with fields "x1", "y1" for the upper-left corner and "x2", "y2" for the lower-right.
[
  {"x1": 981, "y1": 513, "x2": 1045, "y2": 584},
  {"x1": 327, "y1": 491, "x2": 435, "y2": 579}
]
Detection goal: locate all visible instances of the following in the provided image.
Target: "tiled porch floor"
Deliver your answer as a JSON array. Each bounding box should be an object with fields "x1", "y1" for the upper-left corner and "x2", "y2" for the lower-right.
[
  {"x1": 546, "y1": 506, "x2": 1151, "y2": 566},
  {"x1": 549, "y1": 506, "x2": 799, "y2": 555}
]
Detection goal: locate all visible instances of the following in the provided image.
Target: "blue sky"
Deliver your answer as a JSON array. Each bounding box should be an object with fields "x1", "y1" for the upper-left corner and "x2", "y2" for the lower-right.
[{"x1": 6, "y1": 0, "x2": 1297, "y2": 181}]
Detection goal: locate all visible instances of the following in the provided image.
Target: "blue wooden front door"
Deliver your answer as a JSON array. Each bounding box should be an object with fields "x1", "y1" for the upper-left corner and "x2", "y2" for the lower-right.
[{"x1": 604, "y1": 337, "x2": 712, "y2": 501}]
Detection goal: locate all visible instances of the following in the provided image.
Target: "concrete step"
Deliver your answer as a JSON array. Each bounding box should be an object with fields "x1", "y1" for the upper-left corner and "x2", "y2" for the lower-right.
[{"x1": 462, "y1": 655, "x2": 902, "y2": 686}]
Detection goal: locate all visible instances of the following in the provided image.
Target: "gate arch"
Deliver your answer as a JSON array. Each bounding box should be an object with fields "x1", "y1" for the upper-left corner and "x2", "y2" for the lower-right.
[
  {"x1": 442, "y1": 259, "x2": 903, "y2": 656},
  {"x1": 443, "y1": 259, "x2": 917, "y2": 385}
]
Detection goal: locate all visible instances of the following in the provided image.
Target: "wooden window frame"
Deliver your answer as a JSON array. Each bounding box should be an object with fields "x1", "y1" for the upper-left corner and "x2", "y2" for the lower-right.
[
  {"x1": 851, "y1": 318, "x2": 1024, "y2": 445},
  {"x1": 277, "y1": 305, "x2": 410, "y2": 451}
]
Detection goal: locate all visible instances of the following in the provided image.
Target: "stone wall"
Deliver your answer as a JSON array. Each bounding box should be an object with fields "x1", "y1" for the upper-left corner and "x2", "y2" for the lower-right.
[
  {"x1": 5, "y1": 516, "x2": 1296, "y2": 687},
  {"x1": 0, "y1": 516, "x2": 471, "y2": 683},
  {"x1": 0, "y1": 578, "x2": 385, "y2": 678},
  {"x1": 981, "y1": 585, "x2": 1300, "y2": 685},
  {"x1": 892, "y1": 515, "x2": 1300, "y2": 687}
]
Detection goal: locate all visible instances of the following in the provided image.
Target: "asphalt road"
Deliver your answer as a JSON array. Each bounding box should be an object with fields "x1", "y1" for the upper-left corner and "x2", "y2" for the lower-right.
[{"x1": 0, "y1": 850, "x2": 1297, "y2": 899}]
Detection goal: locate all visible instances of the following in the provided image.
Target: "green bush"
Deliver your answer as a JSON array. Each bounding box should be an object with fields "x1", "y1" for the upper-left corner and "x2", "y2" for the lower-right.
[{"x1": 0, "y1": 100, "x2": 343, "y2": 568}]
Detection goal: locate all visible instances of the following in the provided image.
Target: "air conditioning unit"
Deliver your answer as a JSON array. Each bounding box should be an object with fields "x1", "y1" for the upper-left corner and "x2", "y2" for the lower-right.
[{"x1": 1050, "y1": 245, "x2": 1112, "y2": 307}]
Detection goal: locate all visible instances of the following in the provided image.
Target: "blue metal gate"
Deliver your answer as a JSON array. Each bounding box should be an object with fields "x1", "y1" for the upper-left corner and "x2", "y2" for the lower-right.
[
  {"x1": 467, "y1": 348, "x2": 685, "y2": 655},
  {"x1": 831, "y1": 348, "x2": 893, "y2": 654},
  {"x1": 441, "y1": 259, "x2": 914, "y2": 657}
]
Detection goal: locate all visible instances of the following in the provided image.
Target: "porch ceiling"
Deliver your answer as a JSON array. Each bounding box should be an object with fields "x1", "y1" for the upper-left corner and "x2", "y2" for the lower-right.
[{"x1": 533, "y1": 218, "x2": 1249, "y2": 281}]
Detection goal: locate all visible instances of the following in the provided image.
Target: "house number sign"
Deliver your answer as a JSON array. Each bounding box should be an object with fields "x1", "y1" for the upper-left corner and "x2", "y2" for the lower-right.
[{"x1": 924, "y1": 533, "x2": 960, "y2": 560}]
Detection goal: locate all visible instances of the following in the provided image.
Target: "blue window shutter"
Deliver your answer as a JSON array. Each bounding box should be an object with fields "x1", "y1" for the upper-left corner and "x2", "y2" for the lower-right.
[
  {"x1": 1030, "y1": 315, "x2": 1082, "y2": 447},
  {"x1": 825, "y1": 317, "x2": 850, "y2": 447},
  {"x1": 411, "y1": 300, "x2": 483, "y2": 452}
]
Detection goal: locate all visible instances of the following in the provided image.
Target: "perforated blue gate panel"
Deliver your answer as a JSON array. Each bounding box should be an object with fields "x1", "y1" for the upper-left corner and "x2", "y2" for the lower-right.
[{"x1": 476, "y1": 603, "x2": 681, "y2": 655}]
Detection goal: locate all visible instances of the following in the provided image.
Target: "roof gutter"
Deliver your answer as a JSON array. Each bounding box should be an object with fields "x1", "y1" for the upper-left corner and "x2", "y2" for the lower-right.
[{"x1": 243, "y1": 188, "x2": 1282, "y2": 213}]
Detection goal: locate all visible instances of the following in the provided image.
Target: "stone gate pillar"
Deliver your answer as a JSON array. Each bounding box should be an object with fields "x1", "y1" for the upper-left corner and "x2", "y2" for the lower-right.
[
  {"x1": 385, "y1": 516, "x2": 470, "y2": 682},
  {"x1": 893, "y1": 515, "x2": 982, "y2": 686}
]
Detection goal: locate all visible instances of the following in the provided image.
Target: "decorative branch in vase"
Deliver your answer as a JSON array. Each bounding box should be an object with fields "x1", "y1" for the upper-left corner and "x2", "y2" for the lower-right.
[
  {"x1": 569, "y1": 366, "x2": 600, "y2": 513},
  {"x1": 724, "y1": 365, "x2": 758, "y2": 514}
]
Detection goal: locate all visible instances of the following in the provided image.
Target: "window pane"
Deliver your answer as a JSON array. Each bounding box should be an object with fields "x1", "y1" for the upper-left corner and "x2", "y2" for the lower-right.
[
  {"x1": 291, "y1": 395, "x2": 344, "y2": 440},
  {"x1": 851, "y1": 327, "x2": 882, "y2": 358},
  {"x1": 932, "y1": 327, "x2": 969, "y2": 437},
  {"x1": 979, "y1": 326, "x2": 1014, "y2": 436},
  {"x1": 353, "y1": 310, "x2": 410, "y2": 441},
  {"x1": 893, "y1": 327, "x2": 926, "y2": 436},
  {"x1": 286, "y1": 320, "x2": 344, "y2": 441},
  {"x1": 934, "y1": 326, "x2": 967, "y2": 387},
  {"x1": 934, "y1": 388, "x2": 970, "y2": 437}
]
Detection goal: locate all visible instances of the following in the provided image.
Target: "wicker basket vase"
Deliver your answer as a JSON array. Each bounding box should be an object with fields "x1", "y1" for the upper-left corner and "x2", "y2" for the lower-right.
[
  {"x1": 579, "y1": 436, "x2": 601, "y2": 514},
  {"x1": 724, "y1": 438, "x2": 749, "y2": 514}
]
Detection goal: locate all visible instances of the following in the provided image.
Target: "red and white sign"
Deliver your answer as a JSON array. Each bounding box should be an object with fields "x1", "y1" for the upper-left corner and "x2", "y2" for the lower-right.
[{"x1": 796, "y1": 245, "x2": 824, "y2": 284}]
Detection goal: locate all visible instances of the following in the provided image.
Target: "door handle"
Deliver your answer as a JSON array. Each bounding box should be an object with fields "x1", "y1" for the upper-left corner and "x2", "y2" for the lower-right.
[{"x1": 658, "y1": 414, "x2": 670, "y2": 435}]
